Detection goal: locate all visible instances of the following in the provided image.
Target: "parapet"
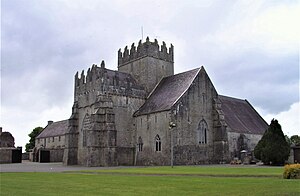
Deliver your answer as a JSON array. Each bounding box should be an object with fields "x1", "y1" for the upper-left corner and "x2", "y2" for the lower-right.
[
  {"x1": 118, "y1": 37, "x2": 174, "y2": 67},
  {"x1": 74, "y1": 60, "x2": 146, "y2": 98}
]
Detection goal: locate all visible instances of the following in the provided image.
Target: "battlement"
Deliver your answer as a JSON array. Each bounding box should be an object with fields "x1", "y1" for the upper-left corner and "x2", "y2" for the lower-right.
[
  {"x1": 74, "y1": 61, "x2": 146, "y2": 100},
  {"x1": 118, "y1": 37, "x2": 173, "y2": 67},
  {"x1": 75, "y1": 61, "x2": 104, "y2": 86}
]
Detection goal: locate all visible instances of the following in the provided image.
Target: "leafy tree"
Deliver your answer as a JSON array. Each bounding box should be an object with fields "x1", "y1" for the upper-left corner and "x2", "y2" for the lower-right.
[
  {"x1": 254, "y1": 119, "x2": 290, "y2": 165},
  {"x1": 25, "y1": 127, "x2": 43, "y2": 152},
  {"x1": 290, "y1": 135, "x2": 300, "y2": 146}
]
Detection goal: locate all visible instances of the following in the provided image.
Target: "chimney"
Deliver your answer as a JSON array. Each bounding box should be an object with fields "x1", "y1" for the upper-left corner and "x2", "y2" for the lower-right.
[{"x1": 48, "y1": 121, "x2": 54, "y2": 125}]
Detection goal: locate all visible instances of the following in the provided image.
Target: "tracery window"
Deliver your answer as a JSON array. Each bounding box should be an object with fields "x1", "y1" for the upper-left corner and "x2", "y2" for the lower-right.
[
  {"x1": 155, "y1": 134, "x2": 161, "y2": 151},
  {"x1": 198, "y1": 120, "x2": 207, "y2": 144}
]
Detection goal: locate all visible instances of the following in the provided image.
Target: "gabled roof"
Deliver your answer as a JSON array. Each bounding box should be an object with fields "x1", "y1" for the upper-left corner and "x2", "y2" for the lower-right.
[
  {"x1": 219, "y1": 95, "x2": 268, "y2": 134},
  {"x1": 36, "y1": 120, "x2": 68, "y2": 139},
  {"x1": 135, "y1": 68, "x2": 200, "y2": 116}
]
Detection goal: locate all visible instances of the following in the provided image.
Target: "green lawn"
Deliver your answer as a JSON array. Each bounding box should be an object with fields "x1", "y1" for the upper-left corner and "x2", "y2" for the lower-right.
[
  {"x1": 1, "y1": 166, "x2": 299, "y2": 196},
  {"x1": 78, "y1": 165, "x2": 283, "y2": 177}
]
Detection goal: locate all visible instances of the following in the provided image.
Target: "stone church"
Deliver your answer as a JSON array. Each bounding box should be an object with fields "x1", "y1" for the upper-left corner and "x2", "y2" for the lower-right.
[{"x1": 58, "y1": 37, "x2": 268, "y2": 166}]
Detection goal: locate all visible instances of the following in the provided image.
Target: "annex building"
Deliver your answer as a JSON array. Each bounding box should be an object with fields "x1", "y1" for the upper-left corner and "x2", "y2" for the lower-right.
[{"x1": 36, "y1": 37, "x2": 268, "y2": 166}]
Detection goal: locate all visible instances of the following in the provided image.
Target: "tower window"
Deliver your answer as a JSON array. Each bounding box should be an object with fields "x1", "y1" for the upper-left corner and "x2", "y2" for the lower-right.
[{"x1": 155, "y1": 134, "x2": 161, "y2": 151}]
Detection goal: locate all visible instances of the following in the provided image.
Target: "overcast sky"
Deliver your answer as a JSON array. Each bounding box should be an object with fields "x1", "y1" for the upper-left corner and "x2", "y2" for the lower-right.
[{"x1": 1, "y1": 0, "x2": 299, "y2": 149}]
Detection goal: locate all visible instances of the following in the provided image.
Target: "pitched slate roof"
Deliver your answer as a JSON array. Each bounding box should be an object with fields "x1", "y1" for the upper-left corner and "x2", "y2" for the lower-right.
[
  {"x1": 36, "y1": 120, "x2": 68, "y2": 138},
  {"x1": 219, "y1": 95, "x2": 268, "y2": 134},
  {"x1": 135, "y1": 68, "x2": 200, "y2": 116}
]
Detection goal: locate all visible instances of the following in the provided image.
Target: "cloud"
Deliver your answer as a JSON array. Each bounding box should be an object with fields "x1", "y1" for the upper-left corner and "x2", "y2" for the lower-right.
[
  {"x1": 199, "y1": 1, "x2": 300, "y2": 54},
  {"x1": 263, "y1": 101, "x2": 300, "y2": 136}
]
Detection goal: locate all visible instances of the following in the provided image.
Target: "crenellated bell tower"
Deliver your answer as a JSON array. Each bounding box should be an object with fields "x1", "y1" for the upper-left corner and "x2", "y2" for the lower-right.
[{"x1": 118, "y1": 37, "x2": 174, "y2": 93}]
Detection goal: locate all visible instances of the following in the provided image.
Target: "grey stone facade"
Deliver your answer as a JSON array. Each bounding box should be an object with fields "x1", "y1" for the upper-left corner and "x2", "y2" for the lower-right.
[
  {"x1": 61, "y1": 37, "x2": 268, "y2": 166},
  {"x1": 34, "y1": 120, "x2": 68, "y2": 162}
]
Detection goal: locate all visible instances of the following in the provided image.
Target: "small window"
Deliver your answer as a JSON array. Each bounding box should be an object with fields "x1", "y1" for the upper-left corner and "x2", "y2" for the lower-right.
[
  {"x1": 138, "y1": 137, "x2": 143, "y2": 152},
  {"x1": 155, "y1": 134, "x2": 161, "y2": 151},
  {"x1": 58, "y1": 136, "x2": 61, "y2": 141},
  {"x1": 52, "y1": 137, "x2": 54, "y2": 142}
]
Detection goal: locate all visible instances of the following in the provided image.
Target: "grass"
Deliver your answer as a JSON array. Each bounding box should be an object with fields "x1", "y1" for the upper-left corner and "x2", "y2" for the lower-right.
[
  {"x1": 77, "y1": 165, "x2": 283, "y2": 177},
  {"x1": 1, "y1": 166, "x2": 300, "y2": 195}
]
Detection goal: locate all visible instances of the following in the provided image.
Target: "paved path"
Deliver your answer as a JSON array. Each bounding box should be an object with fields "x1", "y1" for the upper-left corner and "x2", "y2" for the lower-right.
[
  {"x1": 1, "y1": 161, "x2": 274, "y2": 173},
  {"x1": 0, "y1": 161, "x2": 133, "y2": 173}
]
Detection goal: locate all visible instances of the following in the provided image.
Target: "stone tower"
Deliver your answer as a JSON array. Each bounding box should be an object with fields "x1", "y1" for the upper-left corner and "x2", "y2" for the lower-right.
[{"x1": 118, "y1": 37, "x2": 174, "y2": 93}]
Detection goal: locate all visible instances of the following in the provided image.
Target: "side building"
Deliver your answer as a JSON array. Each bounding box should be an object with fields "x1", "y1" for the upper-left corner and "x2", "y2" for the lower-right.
[{"x1": 33, "y1": 120, "x2": 68, "y2": 162}]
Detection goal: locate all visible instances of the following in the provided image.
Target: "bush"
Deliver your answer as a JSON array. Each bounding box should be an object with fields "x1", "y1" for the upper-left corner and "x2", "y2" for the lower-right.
[{"x1": 283, "y1": 164, "x2": 300, "y2": 179}]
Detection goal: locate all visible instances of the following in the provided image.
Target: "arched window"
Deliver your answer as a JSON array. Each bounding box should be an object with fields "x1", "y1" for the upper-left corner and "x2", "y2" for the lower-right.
[
  {"x1": 138, "y1": 136, "x2": 143, "y2": 152},
  {"x1": 155, "y1": 134, "x2": 161, "y2": 151},
  {"x1": 198, "y1": 120, "x2": 208, "y2": 144}
]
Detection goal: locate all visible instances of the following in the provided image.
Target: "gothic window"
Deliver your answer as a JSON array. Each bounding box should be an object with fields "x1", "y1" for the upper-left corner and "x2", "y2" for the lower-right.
[
  {"x1": 198, "y1": 120, "x2": 208, "y2": 144},
  {"x1": 138, "y1": 136, "x2": 143, "y2": 152},
  {"x1": 155, "y1": 134, "x2": 161, "y2": 151}
]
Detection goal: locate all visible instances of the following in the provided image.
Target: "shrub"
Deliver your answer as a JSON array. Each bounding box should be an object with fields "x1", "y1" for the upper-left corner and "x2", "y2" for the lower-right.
[{"x1": 283, "y1": 164, "x2": 300, "y2": 179}]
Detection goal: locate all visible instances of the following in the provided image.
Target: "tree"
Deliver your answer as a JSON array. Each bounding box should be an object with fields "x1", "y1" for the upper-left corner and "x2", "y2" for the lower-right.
[
  {"x1": 290, "y1": 135, "x2": 300, "y2": 146},
  {"x1": 254, "y1": 119, "x2": 290, "y2": 165},
  {"x1": 25, "y1": 127, "x2": 43, "y2": 152}
]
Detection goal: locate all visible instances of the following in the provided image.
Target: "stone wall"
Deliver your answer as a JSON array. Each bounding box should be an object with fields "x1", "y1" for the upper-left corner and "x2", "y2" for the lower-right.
[
  {"x1": 170, "y1": 68, "x2": 227, "y2": 164},
  {"x1": 174, "y1": 145, "x2": 210, "y2": 165},
  {"x1": 117, "y1": 147, "x2": 135, "y2": 165},
  {"x1": 118, "y1": 38, "x2": 174, "y2": 93},
  {"x1": 49, "y1": 148, "x2": 64, "y2": 162},
  {"x1": 227, "y1": 131, "x2": 263, "y2": 159},
  {"x1": 135, "y1": 111, "x2": 171, "y2": 165},
  {"x1": 36, "y1": 135, "x2": 65, "y2": 149},
  {"x1": 0, "y1": 148, "x2": 13, "y2": 163},
  {"x1": 135, "y1": 68, "x2": 230, "y2": 165}
]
